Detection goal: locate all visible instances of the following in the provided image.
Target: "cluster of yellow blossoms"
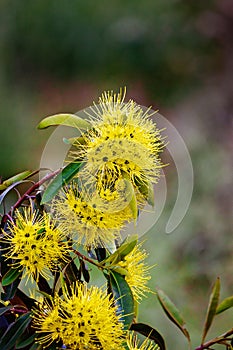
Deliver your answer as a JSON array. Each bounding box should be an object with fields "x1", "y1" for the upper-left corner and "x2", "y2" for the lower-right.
[
  {"x1": 33, "y1": 283, "x2": 124, "y2": 349},
  {"x1": 2, "y1": 208, "x2": 70, "y2": 282},
  {"x1": 2, "y1": 89, "x2": 164, "y2": 349},
  {"x1": 33, "y1": 283, "x2": 159, "y2": 350},
  {"x1": 55, "y1": 88, "x2": 164, "y2": 248}
]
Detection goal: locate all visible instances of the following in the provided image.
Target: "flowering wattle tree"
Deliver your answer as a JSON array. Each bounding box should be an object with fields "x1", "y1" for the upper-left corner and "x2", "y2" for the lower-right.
[{"x1": 0, "y1": 89, "x2": 232, "y2": 350}]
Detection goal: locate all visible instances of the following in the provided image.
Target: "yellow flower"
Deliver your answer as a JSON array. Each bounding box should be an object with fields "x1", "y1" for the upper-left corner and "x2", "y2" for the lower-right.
[
  {"x1": 70, "y1": 88, "x2": 164, "y2": 204},
  {"x1": 118, "y1": 243, "x2": 153, "y2": 302},
  {"x1": 33, "y1": 283, "x2": 125, "y2": 350},
  {"x1": 52, "y1": 184, "x2": 132, "y2": 248},
  {"x1": 2, "y1": 208, "x2": 70, "y2": 282},
  {"x1": 127, "y1": 332, "x2": 160, "y2": 350}
]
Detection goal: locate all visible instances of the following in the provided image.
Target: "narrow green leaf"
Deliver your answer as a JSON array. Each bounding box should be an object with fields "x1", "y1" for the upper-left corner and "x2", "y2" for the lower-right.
[
  {"x1": 216, "y1": 296, "x2": 233, "y2": 314},
  {"x1": 0, "y1": 305, "x2": 12, "y2": 316},
  {"x1": 140, "y1": 181, "x2": 154, "y2": 206},
  {"x1": 202, "y1": 277, "x2": 220, "y2": 343},
  {"x1": 2, "y1": 268, "x2": 22, "y2": 287},
  {"x1": 123, "y1": 177, "x2": 138, "y2": 220},
  {"x1": 118, "y1": 235, "x2": 138, "y2": 257},
  {"x1": 135, "y1": 177, "x2": 154, "y2": 206},
  {"x1": 63, "y1": 136, "x2": 86, "y2": 145},
  {"x1": 102, "y1": 235, "x2": 138, "y2": 266},
  {"x1": 157, "y1": 288, "x2": 190, "y2": 343},
  {"x1": 37, "y1": 113, "x2": 91, "y2": 130},
  {"x1": 109, "y1": 271, "x2": 134, "y2": 330},
  {"x1": 0, "y1": 171, "x2": 32, "y2": 191},
  {"x1": 147, "y1": 181, "x2": 155, "y2": 206},
  {"x1": 0, "y1": 312, "x2": 31, "y2": 350},
  {"x1": 16, "y1": 333, "x2": 36, "y2": 349},
  {"x1": 41, "y1": 161, "x2": 82, "y2": 204},
  {"x1": 130, "y1": 323, "x2": 166, "y2": 350},
  {"x1": 1, "y1": 275, "x2": 21, "y2": 300},
  {"x1": 109, "y1": 266, "x2": 129, "y2": 276}
]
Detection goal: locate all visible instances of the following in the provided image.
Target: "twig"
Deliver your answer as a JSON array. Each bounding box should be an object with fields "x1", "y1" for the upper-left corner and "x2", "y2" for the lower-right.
[
  {"x1": 195, "y1": 328, "x2": 233, "y2": 350},
  {"x1": 73, "y1": 249, "x2": 102, "y2": 269},
  {"x1": 0, "y1": 168, "x2": 62, "y2": 233},
  {"x1": 10, "y1": 168, "x2": 62, "y2": 215}
]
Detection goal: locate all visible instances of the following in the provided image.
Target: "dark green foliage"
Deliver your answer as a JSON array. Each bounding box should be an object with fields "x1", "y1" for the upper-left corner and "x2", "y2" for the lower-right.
[
  {"x1": 2, "y1": 268, "x2": 22, "y2": 287},
  {"x1": 108, "y1": 271, "x2": 134, "y2": 330},
  {"x1": 0, "y1": 313, "x2": 31, "y2": 350},
  {"x1": 130, "y1": 322, "x2": 166, "y2": 350},
  {"x1": 41, "y1": 161, "x2": 83, "y2": 203},
  {"x1": 15, "y1": 333, "x2": 36, "y2": 349}
]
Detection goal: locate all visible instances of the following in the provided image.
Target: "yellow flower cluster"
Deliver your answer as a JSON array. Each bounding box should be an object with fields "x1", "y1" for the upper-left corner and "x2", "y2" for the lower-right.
[
  {"x1": 54, "y1": 88, "x2": 164, "y2": 248},
  {"x1": 82, "y1": 90, "x2": 163, "y2": 187},
  {"x1": 2, "y1": 208, "x2": 70, "y2": 282},
  {"x1": 0, "y1": 89, "x2": 164, "y2": 350},
  {"x1": 52, "y1": 184, "x2": 132, "y2": 248},
  {"x1": 33, "y1": 282, "x2": 159, "y2": 350},
  {"x1": 33, "y1": 283, "x2": 125, "y2": 350}
]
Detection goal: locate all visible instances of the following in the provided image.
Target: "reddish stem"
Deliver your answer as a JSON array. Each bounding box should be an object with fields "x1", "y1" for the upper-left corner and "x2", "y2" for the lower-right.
[
  {"x1": 10, "y1": 168, "x2": 62, "y2": 215},
  {"x1": 73, "y1": 249, "x2": 101, "y2": 268},
  {"x1": 0, "y1": 169, "x2": 62, "y2": 233},
  {"x1": 11, "y1": 307, "x2": 28, "y2": 314},
  {"x1": 195, "y1": 328, "x2": 233, "y2": 350}
]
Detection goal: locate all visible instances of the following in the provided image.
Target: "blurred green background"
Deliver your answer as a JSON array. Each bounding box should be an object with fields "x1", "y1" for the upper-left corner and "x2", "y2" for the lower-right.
[{"x1": 0, "y1": 0, "x2": 232, "y2": 348}]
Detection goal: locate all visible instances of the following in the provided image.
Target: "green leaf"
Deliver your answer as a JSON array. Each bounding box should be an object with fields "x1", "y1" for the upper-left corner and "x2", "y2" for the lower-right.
[
  {"x1": 37, "y1": 113, "x2": 91, "y2": 130},
  {"x1": 109, "y1": 271, "x2": 134, "y2": 330},
  {"x1": 0, "y1": 171, "x2": 32, "y2": 191},
  {"x1": 1, "y1": 276, "x2": 21, "y2": 301},
  {"x1": 137, "y1": 179, "x2": 154, "y2": 206},
  {"x1": 0, "y1": 312, "x2": 31, "y2": 350},
  {"x1": 123, "y1": 177, "x2": 138, "y2": 221},
  {"x1": 63, "y1": 136, "x2": 86, "y2": 145},
  {"x1": 157, "y1": 288, "x2": 190, "y2": 343},
  {"x1": 216, "y1": 296, "x2": 233, "y2": 314},
  {"x1": 2, "y1": 268, "x2": 22, "y2": 287},
  {"x1": 102, "y1": 235, "x2": 138, "y2": 266},
  {"x1": 202, "y1": 277, "x2": 220, "y2": 343},
  {"x1": 16, "y1": 333, "x2": 36, "y2": 349},
  {"x1": 130, "y1": 323, "x2": 166, "y2": 350},
  {"x1": 109, "y1": 266, "x2": 129, "y2": 277},
  {"x1": 146, "y1": 181, "x2": 155, "y2": 206},
  {"x1": 41, "y1": 161, "x2": 82, "y2": 204},
  {"x1": 0, "y1": 305, "x2": 12, "y2": 316}
]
